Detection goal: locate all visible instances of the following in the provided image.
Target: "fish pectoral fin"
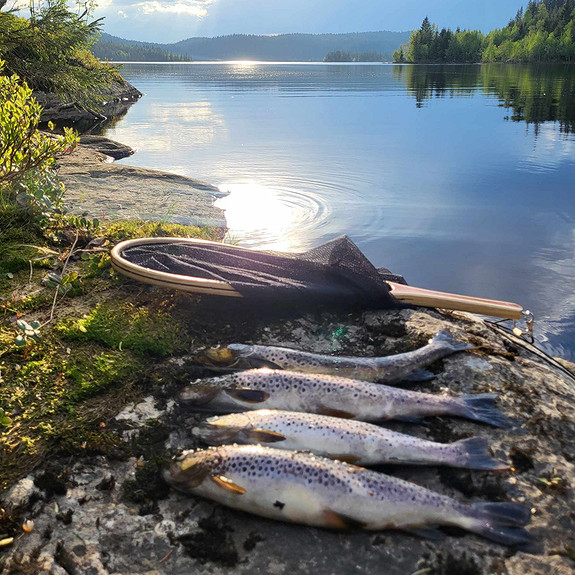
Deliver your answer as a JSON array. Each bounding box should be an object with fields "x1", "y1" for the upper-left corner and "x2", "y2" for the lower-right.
[
  {"x1": 402, "y1": 525, "x2": 444, "y2": 540},
  {"x1": 211, "y1": 475, "x2": 247, "y2": 495},
  {"x1": 317, "y1": 407, "x2": 356, "y2": 419},
  {"x1": 225, "y1": 387, "x2": 270, "y2": 403},
  {"x1": 327, "y1": 453, "x2": 361, "y2": 464},
  {"x1": 242, "y1": 428, "x2": 286, "y2": 443},
  {"x1": 322, "y1": 509, "x2": 366, "y2": 530}
]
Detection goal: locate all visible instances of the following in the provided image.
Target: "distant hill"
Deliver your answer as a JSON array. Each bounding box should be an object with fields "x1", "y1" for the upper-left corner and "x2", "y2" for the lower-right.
[
  {"x1": 94, "y1": 31, "x2": 412, "y2": 62},
  {"x1": 93, "y1": 34, "x2": 192, "y2": 61}
]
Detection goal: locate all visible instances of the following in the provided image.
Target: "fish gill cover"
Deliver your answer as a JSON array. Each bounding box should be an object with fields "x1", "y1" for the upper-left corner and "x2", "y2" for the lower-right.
[{"x1": 118, "y1": 235, "x2": 406, "y2": 309}]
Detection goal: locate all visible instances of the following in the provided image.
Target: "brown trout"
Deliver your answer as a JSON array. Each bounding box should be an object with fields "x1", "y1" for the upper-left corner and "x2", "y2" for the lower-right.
[
  {"x1": 164, "y1": 444, "x2": 530, "y2": 546},
  {"x1": 223, "y1": 330, "x2": 473, "y2": 382},
  {"x1": 179, "y1": 368, "x2": 510, "y2": 427},
  {"x1": 194, "y1": 409, "x2": 508, "y2": 470}
]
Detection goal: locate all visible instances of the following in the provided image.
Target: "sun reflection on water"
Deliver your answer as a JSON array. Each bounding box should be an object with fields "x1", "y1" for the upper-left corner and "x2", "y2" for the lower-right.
[{"x1": 215, "y1": 182, "x2": 328, "y2": 252}]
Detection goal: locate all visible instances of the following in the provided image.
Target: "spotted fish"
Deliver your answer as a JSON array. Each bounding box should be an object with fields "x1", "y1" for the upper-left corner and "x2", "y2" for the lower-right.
[
  {"x1": 221, "y1": 330, "x2": 473, "y2": 383},
  {"x1": 179, "y1": 368, "x2": 510, "y2": 427},
  {"x1": 193, "y1": 409, "x2": 508, "y2": 470},
  {"x1": 164, "y1": 444, "x2": 530, "y2": 546}
]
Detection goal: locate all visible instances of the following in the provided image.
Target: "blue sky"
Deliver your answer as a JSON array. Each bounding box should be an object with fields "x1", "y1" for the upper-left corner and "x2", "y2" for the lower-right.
[{"x1": 92, "y1": 1, "x2": 524, "y2": 43}]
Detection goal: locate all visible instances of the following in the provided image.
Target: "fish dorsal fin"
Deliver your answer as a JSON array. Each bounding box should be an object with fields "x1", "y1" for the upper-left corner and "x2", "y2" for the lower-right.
[
  {"x1": 328, "y1": 453, "x2": 361, "y2": 464},
  {"x1": 243, "y1": 428, "x2": 286, "y2": 443},
  {"x1": 225, "y1": 387, "x2": 270, "y2": 403},
  {"x1": 211, "y1": 475, "x2": 246, "y2": 495},
  {"x1": 317, "y1": 407, "x2": 356, "y2": 419},
  {"x1": 322, "y1": 509, "x2": 365, "y2": 530}
]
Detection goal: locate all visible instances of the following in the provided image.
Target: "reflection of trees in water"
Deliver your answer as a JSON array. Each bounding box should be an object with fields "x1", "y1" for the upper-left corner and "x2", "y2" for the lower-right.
[
  {"x1": 481, "y1": 64, "x2": 575, "y2": 134},
  {"x1": 392, "y1": 65, "x2": 480, "y2": 108},
  {"x1": 394, "y1": 63, "x2": 575, "y2": 133}
]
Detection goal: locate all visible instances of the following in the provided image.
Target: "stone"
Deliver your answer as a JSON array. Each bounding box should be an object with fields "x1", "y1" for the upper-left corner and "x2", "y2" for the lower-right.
[
  {"x1": 78, "y1": 136, "x2": 134, "y2": 161},
  {"x1": 35, "y1": 78, "x2": 142, "y2": 127},
  {"x1": 56, "y1": 141, "x2": 227, "y2": 230}
]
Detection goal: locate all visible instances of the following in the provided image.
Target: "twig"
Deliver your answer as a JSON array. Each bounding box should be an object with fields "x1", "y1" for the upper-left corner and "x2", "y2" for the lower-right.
[
  {"x1": 28, "y1": 260, "x2": 34, "y2": 285},
  {"x1": 43, "y1": 230, "x2": 80, "y2": 326}
]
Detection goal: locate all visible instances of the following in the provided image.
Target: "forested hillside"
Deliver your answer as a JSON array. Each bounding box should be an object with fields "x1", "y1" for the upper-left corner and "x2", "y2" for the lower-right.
[
  {"x1": 394, "y1": 0, "x2": 575, "y2": 63},
  {"x1": 94, "y1": 36, "x2": 191, "y2": 61},
  {"x1": 94, "y1": 31, "x2": 411, "y2": 62}
]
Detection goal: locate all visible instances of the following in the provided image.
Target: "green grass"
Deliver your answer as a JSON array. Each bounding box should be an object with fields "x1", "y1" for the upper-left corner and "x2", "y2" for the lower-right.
[
  {"x1": 0, "y1": 206, "x2": 222, "y2": 490},
  {"x1": 57, "y1": 301, "x2": 188, "y2": 357}
]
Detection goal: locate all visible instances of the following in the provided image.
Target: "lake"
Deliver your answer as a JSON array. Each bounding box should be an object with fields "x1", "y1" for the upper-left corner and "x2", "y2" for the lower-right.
[{"x1": 102, "y1": 62, "x2": 575, "y2": 361}]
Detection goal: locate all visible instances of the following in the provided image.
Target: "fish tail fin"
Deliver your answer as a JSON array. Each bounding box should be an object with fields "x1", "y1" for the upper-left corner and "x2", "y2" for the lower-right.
[
  {"x1": 431, "y1": 330, "x2": 474, "y2": 352},
  {"x1": 455, "y1": 393, "x2": 512, "y2": 428},
  {"x1": 447, "y1": 437, "x2": 508, "y2": 470},
  {"x1": 466, "y1": 502, "x2": 532, "y2": 547}
]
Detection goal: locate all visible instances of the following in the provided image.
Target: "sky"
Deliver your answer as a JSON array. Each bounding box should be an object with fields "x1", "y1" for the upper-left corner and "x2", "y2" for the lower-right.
[{"x1": 13, "y1": 1, "x2": 528, "y2": 44}]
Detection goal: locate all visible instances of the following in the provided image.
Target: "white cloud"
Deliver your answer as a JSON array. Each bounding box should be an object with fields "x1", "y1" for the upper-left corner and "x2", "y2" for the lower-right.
[
  {"x1": 117, "y1": 9, "x2": 128, "y2": 17},
  {"x1": 135, "y1": 0, "x2": 216, "y2": 17}
]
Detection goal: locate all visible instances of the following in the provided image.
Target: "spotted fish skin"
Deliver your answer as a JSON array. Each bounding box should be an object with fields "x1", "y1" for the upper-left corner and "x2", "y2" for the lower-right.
[
  {"x1": 226, "y1": 330, "x2": 473, "y2": 383},
  {"x1": 179, "y1": 368, "x2": 510, "y2": 427},
  {"x1": 164, "y1": 444, "x2": 530, "y2": 546},
  {"x1": 193, "y1": 410, "x2": 508, "y2": 470}
]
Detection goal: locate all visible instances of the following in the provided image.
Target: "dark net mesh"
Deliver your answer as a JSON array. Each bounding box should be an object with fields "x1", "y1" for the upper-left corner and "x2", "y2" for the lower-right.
[{"x1": 119, "y1": 236, "x2": 406, "y2": 309}]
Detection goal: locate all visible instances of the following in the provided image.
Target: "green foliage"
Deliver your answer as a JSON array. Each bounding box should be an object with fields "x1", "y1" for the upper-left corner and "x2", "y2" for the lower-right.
[
  {"x1": 0, "y1": 0, "x2": 119, "y2": 106},
  {"x1": 393, "y1": 45, "x2": 407, "y2": 63},
  {"x1": 14, "y1": 318, "x2": 41, "y2": 348},
  {"x1": 0, "y1": 63, "x2": 77, "y2": 194},
  {"x1": 396, "y1": 1, "x2": 575, "y2": 63},
  {"x1": 57, "y1": 302, "x2": 187, "y2": 357},
  {"x1": 0, "y1": 408, "x2": 12, "y2": 427},
  {"x1": 93, "y1": 40, "x2": 193, "y2": 62},
  {"x1": 401, "y1": 18, "x2": 485, "y2": 63}
]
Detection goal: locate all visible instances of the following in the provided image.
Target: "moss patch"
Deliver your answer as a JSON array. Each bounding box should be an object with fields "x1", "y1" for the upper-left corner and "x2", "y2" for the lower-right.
[
  {"x1": 0, "y1": 211, "x2": 222, "y2": 491},
  {"x1": 57, "y1": 301, "x2": 188, "y2": 357}
]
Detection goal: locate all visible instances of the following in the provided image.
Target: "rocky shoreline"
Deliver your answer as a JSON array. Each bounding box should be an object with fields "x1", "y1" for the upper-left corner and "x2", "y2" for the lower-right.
[
  {"x1": 56, "y1": 135, "x2": 228, "y2": 231},
  {"x1": 1, "y1": 307, "x2": 574, "y2": 575},
  {"x1": 36, "y1": 77, "x2": 143, "y2": 127}
]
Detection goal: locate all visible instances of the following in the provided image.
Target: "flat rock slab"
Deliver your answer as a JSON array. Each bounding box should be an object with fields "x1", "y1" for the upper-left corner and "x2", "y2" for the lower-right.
[
  {"x1": 1, "y1": 308, "x2": 575, "y2": 575},
  {"x1": 56, "y1": 142, "x2": 227, "y2": 230}
]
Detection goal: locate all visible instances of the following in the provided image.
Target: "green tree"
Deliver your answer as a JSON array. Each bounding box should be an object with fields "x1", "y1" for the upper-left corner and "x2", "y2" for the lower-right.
[
  {"x1": 401, "y1": 1, "x2": 575, "y2": 63},
  {"x1": 0, "y1": 1, "x2": 118, "y2": 108},
  {"x1": 392, "y1": 45, "x2": 406, "y2": 63}
]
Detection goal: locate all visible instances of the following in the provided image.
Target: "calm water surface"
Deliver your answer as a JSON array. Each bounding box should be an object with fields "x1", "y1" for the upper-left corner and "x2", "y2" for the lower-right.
[{"x1": 103, "y1": 63, "x2": 575, "y2": 360}]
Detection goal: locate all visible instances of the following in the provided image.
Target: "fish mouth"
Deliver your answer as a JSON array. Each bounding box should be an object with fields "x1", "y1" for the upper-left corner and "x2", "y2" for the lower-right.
[
  {"x1": 193, "y1": 414, "x2": 252, "y2": 445},
  {"x1": 179, "y1": 383, "x2": 221, "y2": 406},
  {"x1": 193, "y1": 422, "x2": 241, "y2": 444},
  {"x1": 163, "y1": 450, "x2": 213, "y2": 490}
]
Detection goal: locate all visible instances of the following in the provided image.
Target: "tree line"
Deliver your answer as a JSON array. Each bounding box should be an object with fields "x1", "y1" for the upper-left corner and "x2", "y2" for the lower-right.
[
  {"x1": 323, "y1": 50, "x2": 384, "y2": 62},
  {"x1": 93, "y1": 41, "x2": 192, "y2": 62},
  {"x1": 394, "y1": 0, "x2": 575, "y2": 63}
]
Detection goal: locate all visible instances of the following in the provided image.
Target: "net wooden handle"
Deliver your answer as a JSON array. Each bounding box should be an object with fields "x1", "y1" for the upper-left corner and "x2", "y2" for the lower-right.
[{"x1": 387, "y1": 282, "x2": 523, "y2": 320}]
